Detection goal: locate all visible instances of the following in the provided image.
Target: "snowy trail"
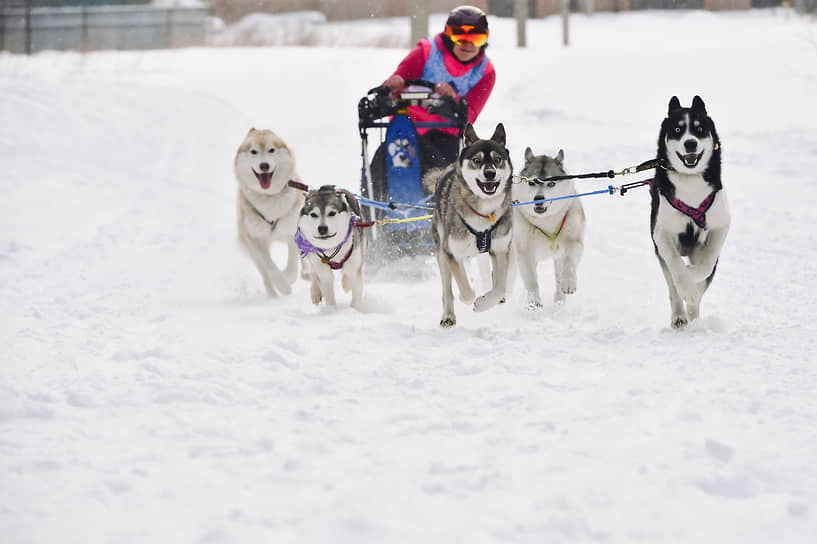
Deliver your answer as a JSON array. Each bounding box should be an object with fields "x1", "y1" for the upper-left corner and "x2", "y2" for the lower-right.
[{"x1": 2, "y1": 10, "x2": 817, "y2": 544}]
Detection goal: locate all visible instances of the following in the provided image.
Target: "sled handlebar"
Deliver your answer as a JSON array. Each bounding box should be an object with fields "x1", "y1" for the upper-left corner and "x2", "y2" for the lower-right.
[
  {"x1": 404, "y1": 79, "x2": 437, "y2": 90},
  {"x1": 366, "y1": 79, "x2": 436, "y2": 96},
  {"x1": 359, "y1": 81, "x2": 468, "y2": 129}
]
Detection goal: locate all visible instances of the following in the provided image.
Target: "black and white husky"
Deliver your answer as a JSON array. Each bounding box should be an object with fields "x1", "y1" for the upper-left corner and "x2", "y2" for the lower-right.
[
  {"x1": 513, "y1": 148, "x2": 586, "y2": 308},
  {"x1": 651, "y1": 96, "x2": 730, "y2": 328},
  {"x1": 296, "y1": 185, "x2": 368, "y2": 311},
  {"x1": 426, "y1": 123, "x2": 513, "y2": 327}
]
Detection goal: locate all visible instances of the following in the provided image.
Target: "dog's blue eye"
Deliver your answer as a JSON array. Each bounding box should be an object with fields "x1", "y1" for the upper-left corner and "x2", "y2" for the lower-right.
[{"x1": 547, "y1": 181, "x2": 556, "y2": 188}]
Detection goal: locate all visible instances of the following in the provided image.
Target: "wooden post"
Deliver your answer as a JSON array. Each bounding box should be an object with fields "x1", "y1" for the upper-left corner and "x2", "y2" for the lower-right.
[
  {"x1": 561, "y1": 0, "x2": 569, "y2": 47},
  {"x1": 515, "y1": 0, "x2": 527, "y2": 47},
  {"x1": 25, "y1": 0, "x2": 32, "y2": 55},
  {"x1": 0, "y1": 3, "x2": 5, "y2": 53},
  {"x1": 408, "y1": 0, "x2": 429, "y2": 49},
  {"x1": 81, "y1": 0, "x2": 88, "y2": 53}
]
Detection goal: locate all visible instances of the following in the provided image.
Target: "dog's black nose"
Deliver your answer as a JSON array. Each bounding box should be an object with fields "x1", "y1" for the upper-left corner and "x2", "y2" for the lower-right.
[
  {"x1": 684, "y1": 139, "x2": 697, "y2": 152},
  {"x1": 259, "y1": 162, "x2": 270, "y2": 172},
  {"x1": 318, "y1": 225, "x2": 328, "y2": 236},
  {"x1": 484, "y1": 169, "x2": 496, "y2": 181}
]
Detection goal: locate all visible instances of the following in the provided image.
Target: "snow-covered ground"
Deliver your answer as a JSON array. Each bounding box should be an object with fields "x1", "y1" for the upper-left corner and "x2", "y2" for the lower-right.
[{"x1": 2, "y1": 9, "x2": 817, "y2": 544}]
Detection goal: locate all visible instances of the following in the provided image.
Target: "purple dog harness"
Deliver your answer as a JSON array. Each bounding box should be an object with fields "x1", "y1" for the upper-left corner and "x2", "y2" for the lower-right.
[{"x1": 295, "y1": 217, "x2": 361, "y2": 270}]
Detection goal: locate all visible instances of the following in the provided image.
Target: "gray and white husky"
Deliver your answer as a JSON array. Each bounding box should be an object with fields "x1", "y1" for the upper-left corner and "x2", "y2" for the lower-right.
[
  {"x1": 427, "y1": 123, "x2": 513, "y2": 327},
  {"x1": 296, "y1": 185, "x2": 368, "y2": 311},
  {"x1": 234, "y1": 128, "x2": 304, "y2": 297},
  {"x1": 651, "y1": 96, "x2": 729, "y2": 329},
  {"x1": 512, "y1": 148, "x2": 586, "y2": 308}
]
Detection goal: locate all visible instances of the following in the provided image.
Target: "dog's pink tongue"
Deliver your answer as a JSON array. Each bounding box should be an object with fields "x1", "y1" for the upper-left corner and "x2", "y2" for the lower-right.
[{"x1": 258, "y1": 173, "x2": 272, "y2": 189}]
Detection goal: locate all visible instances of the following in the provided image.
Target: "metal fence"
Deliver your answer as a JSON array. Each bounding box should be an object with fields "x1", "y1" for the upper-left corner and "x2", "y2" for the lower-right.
[{"x1": 0, "y1": 1, "x2": 208, "y2": 54}]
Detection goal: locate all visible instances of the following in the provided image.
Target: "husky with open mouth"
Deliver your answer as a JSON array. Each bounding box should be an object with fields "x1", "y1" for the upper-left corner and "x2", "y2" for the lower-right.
[
  {"x1": 512, "y1": 148, "x2": 586, "y2": 308},
  {"x1": 234, "y1": 128, "x2": 305, "y2": 297},
  {"x1": 296, "y1": 185, "x2": 368, "y2": 311},
  {"x1": 425, "y1": 123, "x2": 513, "y2": 327},
  {"x1": 651, "y1": 96, "x2": 730, "y2": 328}
]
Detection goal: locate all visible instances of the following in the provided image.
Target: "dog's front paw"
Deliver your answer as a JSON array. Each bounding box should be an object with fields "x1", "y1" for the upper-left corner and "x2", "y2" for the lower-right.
[
  {"x1": 671, "y1": 313, "x2": 689, "y2": 329},
  {"x1": 560, "y1": 275, "x2": 577, "y2": 295},
  {"x1": 686, "y1": 301, "x2": 700, "y2": 321},
  {"x1": 440, "y1": 315, "x2": 456, "y2": 328},
  {"x1": 310, "y1": 282, "x2": 322, "y2": 305},
  {"x1": 557, "y1": 262, "x2": 577, "y2": 295},
  {"x1": 526, "y1": 292, "x2": 542, "y2": 311},
  {"x1": 473, "y1": 291, "x2": 502, "y2": 312}
]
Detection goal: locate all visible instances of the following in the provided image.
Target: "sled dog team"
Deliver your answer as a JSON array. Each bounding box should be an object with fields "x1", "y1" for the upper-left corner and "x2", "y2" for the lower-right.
[{"x1": 234, "y1": 96, "x2": 730, "y2": 329}]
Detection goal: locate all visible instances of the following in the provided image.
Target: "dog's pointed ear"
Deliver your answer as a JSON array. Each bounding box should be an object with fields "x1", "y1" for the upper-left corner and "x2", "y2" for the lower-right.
[
  {"x1": 692, "y1": 95, "x2": 707, "y2": 114},
  {"x1": 556, "y1": 149, "x2": 564, "y2": 163},
  {"x1": 247, "y1": 127, "x2": 257, "y2": 135},
  {"x1": 524, "y1": 147, "x2": 534, "y2": 164},
  {"x1": 668, "y1": 96, "x2": 681, "y2": 115},
  {"x1": 339, "y1": 189, "x2": 362, "y2": 217},
  {"x1": 301, "y1": 190, "x2": 316, "y2": 213},
  {"x1": 490, "y1": 123, "x2": 506, "y2": 147},
  {"x1": 464, "y1": 123, "x2": 479, "y2": 145}
]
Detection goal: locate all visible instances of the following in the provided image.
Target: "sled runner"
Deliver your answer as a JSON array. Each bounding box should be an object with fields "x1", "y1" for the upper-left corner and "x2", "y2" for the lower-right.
[{"x1": 358, "y1": 79, "x2": 468, "y2": 259}]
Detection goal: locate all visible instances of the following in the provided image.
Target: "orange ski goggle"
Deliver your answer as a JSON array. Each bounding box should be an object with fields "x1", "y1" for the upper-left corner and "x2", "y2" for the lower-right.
[{"x1": 445, "y1": 24, "x2": 489, "y2": 47}]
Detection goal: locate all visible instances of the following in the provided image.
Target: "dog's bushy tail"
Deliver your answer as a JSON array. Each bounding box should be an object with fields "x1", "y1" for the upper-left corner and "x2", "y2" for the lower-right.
[{"x1": 422, "y1": 165, "x2": 453, "y2": 196}]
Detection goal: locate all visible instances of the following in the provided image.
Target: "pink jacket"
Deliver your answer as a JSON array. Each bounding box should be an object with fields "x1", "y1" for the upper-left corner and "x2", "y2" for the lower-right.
[{"x1": 387, "y1": 34, "x2": 496, "y2": 135}]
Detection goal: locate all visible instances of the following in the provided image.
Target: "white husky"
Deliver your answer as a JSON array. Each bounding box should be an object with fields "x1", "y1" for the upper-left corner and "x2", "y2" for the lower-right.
[
  {"x1": 512, "y1": 148, "x2": 586, "y2": 308},
  {"x1": 234, "y1": 128, "x2": 305, "y2": 297}
]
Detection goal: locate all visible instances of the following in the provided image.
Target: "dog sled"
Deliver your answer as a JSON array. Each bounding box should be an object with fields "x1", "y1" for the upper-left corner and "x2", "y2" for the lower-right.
[{"x1": 358, "y1": 79, "x2": 468, "y2": 259}]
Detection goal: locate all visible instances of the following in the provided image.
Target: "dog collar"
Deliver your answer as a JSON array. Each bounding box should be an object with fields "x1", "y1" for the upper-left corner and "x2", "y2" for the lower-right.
[
  {"x1": 460, "y1": 213, "x2": 504, "y2": 254},
  {"x1": 322, "y1": 243, "x2": 355, "y2": 270},
  {"x1": 295, "y1": 217, "x2": 360, "y2": 266},
  {"x1": 466, "y1": 203, "x2": 498, "y2": 224},
  {"x1": 534, "y1": 212, "x2": 568, "y2": 250}
]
